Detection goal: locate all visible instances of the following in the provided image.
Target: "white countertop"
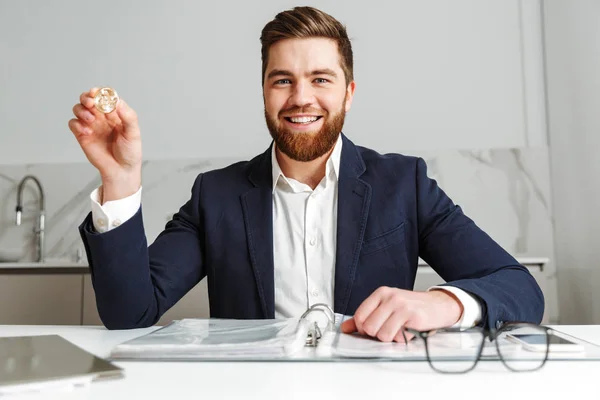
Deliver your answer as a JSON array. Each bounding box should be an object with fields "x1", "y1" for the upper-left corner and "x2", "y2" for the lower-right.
[
  {"x1": 0, "y1": 261, "x2": 87, "y2": 269},
  {"x1": 0, "y1": 324, "x2": 597, "y2": 400},
  {"x1": 0, "y1": 257, "x2": 549, "y2": 271}
]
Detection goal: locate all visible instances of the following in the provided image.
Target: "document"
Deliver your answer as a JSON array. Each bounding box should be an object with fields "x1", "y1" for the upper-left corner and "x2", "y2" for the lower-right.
[
  {"x1": 111, "y1": 318, "x2": 312, "y2": 360},
  {"x1": 108, "y1": 309, "x2": 600, "y2": 362}
]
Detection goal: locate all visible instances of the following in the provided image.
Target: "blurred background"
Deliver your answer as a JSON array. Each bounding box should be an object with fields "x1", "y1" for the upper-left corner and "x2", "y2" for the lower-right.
[{"x1": 0, "y1": 0, "x2": 597, "y2": 325}]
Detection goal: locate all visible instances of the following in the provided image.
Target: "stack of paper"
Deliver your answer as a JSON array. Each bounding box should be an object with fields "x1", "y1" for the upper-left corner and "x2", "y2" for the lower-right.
[
  {"x1": 111, "y1": 318, "x2": 310, "y2": 360},
  {"x1": 332, "y1": 332, "x2": 533, "y2": 361}
]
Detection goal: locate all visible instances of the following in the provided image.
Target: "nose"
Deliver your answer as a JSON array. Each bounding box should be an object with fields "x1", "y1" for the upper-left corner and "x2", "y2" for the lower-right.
[{"x1": 288, "y1": 81, "x2": 315, "y2": 108}]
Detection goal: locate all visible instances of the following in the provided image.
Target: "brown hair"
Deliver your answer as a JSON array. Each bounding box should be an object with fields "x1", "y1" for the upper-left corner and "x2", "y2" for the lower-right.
[{"x1": 260, "y1": 6, "x2": 354, "y2": 86}]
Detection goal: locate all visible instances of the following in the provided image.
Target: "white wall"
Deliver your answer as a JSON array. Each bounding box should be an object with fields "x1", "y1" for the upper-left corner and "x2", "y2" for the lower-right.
[
  {"x1": 0, "y1": 0, "x2": 545, "y2": 165},
  {"x1": 0, "y1": 0, "x2": 563, "y2": 322},
  {"x1": 543, "y1": 0, "x2": 600, "y2": 324}
]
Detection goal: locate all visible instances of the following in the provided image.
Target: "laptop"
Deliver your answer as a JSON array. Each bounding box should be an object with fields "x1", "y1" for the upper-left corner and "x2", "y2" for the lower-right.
[{"x1": 0, "y1": 335, "x2": 123, "y2": 394}]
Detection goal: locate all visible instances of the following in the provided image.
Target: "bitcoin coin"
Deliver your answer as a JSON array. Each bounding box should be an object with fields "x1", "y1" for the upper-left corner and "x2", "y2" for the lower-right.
[{"x1": 94, "y1": 87, "x2": 119, "y2": 113}]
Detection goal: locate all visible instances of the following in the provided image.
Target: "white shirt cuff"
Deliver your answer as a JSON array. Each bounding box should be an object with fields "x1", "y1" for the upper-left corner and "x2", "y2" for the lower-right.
[
  {"x1": 90, "y1": 186, "x2": 142, "y2": 233},
  {"x1": 428, "y1": 285, "x2": 482, "y2": 329}
]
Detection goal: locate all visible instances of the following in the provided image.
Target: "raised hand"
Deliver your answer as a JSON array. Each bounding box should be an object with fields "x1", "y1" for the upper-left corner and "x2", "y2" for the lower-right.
[{"x1": 68, "y1": 88, "x2": 142, "y2": 202}]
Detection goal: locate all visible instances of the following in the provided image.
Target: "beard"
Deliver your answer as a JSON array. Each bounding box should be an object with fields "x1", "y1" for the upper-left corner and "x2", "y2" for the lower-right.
[{"x1": 265, "y1": 98, "x2": 346, "y2": 162}]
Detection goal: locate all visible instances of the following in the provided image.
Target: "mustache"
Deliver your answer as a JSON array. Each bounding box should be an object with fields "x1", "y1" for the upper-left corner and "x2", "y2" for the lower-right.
[{"x1": 279, "y1": 107, "x2": 326, "y2": 118}]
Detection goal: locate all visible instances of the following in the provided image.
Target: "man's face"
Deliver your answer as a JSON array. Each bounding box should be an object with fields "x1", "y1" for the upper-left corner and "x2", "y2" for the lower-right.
[{"x1": 263, "y1": 38, "x2": 355, "y2": 162}]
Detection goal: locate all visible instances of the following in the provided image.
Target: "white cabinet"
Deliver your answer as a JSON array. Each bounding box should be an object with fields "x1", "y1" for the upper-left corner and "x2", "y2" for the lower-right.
[
  {"x1": 81, "y1": 275, "x2": 100, "y2": 326},
  {"x1": 82, "y1": 275, "x2": 210, "y2": 326},
  {"x1": 1, "y1": 257, "x2": 548, "y2": 326},
  {"x1": 0, "y1": 274, "x2": 82, "y2": 325}
]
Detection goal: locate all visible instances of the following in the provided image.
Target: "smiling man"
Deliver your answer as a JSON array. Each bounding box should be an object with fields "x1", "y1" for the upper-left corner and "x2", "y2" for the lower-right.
[{"x1": 69, "y1": 6, "x2": 544, "y2": 340}]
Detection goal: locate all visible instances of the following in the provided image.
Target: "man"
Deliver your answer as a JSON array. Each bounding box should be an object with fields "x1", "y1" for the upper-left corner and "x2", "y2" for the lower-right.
[{"x1": 68, "y1": 6, "x2": 543, "y2": 340}]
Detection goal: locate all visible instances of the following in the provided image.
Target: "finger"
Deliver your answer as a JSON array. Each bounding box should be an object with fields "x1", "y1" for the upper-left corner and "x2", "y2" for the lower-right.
[
  {"x1": 376, "y1": 311, "x2": 408, "y2": 343},
  {"x1": 68, "y1": 118, "x2": 92, "y2": 136},
  {"x1": 341, "y1": 318, "x2": 357, "y2": 334},
  {"x1": 353, "y1": 290, "x2": 382, "y2": 335},
  {"x1": 114, "y1": 99, "x2": 139, "y2": 137},
  {"x1": 394, "y1": 329, "x2": 414, "y2": 344},
  {"x1": 72, "y1": 104, "x2": 95, "y2": 123},
  {"x1": 361, "y1": 301, "x2": 395, "y2": 338},
  {"x1": 80, "y1": 88, "x2": 99, "y2": 110}
]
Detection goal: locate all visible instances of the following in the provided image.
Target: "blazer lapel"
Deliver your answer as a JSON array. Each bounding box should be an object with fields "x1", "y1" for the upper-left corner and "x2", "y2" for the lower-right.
[
  {"x1": 334, "y1": 134, "x2": 372, "y2": 314},
  {"x1": 240, "y1": 146, "x2": 275, "y2": 318}
]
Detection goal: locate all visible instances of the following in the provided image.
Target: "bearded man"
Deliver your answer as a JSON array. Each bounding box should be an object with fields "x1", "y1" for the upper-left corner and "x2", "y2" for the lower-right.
[{"x1": 68, "y1": 6, "x2": 543, "y2": 340}]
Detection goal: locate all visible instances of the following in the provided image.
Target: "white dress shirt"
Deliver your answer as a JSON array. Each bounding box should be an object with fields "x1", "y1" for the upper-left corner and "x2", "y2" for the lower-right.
[
  {"x1": 90, "y1": 136, "x2": 481, "y2": 327},
  {"x1": 271, "y1": 134, "x2": 342, "y2": 318}
]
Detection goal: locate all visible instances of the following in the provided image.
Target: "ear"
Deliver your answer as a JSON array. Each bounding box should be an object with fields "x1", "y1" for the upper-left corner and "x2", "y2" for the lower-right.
[{"x1": 344, "y1": 81, "x2": 356, "y2": 112}]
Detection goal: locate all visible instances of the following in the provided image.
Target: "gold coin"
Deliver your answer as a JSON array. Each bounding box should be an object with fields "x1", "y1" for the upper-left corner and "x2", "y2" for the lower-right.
[{"x1": 94, "y1": 87, "x2": 119, "y2": 113}]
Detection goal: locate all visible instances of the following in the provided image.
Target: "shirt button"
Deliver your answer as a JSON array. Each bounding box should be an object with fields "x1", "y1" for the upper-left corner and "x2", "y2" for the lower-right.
[
  {"x1": 112, "y1": 219, "x2": 122, "y2": 227},
  {"x1": 96, "y1": 219, "x2": 106, "y2": 227},
  {"x1": 309, "y1": 237, "x2": 317, "y2": 246},
  {"x1": 311, "y1": 290, "x2": 320, "y2": 297}
]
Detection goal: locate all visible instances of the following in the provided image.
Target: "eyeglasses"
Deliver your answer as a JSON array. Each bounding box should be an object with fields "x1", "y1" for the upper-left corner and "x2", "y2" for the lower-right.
[{"x1": 403, "y1": 323, "x2": 554, "y2": 373}]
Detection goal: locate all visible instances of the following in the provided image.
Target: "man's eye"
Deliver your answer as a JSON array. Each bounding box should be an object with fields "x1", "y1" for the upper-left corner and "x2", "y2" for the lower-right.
[
  {"x1": 315, "y1": 78, "x2": 329, "y2": 84},
  {"x1": 275, "y1": 79, "x2": 291, "y2": 85}
]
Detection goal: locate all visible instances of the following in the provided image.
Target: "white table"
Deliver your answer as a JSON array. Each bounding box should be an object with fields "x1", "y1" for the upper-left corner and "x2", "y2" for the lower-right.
[{"x1": 1, "y1": 325, "x2": 599, "y2": 400}]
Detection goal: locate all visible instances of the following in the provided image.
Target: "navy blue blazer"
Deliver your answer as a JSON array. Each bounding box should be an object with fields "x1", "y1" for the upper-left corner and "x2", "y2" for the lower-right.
[{"x1": 79, "y1": 134, "x2": 544, "y2": 330}]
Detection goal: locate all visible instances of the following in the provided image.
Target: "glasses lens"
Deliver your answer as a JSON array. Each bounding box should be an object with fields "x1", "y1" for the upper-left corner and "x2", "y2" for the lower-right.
[
  {"x1": 425, "y1": 329, "x2": 484, "y2": 373},
  {"x1": 496, "y1": 324, "x2": 548, "y2": 371}
]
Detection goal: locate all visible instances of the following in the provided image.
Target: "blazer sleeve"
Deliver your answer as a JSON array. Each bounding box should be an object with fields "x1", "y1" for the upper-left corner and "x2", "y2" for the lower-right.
[
  {"x1": 79, "y1": 174, "x2": 206, "y2": 330},
  {"x1": 414, "y1": 158, "x2": 544, "y2": 329}
]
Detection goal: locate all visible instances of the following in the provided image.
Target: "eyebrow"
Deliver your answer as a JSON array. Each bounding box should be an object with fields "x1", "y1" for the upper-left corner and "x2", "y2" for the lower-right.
[{"x1": 266, "y1": 68, "x2": 338, "y2": 80}]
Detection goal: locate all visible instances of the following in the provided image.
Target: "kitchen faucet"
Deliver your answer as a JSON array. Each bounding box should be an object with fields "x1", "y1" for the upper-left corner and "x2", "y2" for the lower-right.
[{"x1": 15, "y1": 175, "x2": 45, "y2": 262}]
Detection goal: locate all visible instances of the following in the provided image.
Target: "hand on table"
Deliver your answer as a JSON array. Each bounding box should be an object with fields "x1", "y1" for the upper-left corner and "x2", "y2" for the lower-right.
[{"x1": 340, "y1": 287, "x2": 463, "y2": 343}]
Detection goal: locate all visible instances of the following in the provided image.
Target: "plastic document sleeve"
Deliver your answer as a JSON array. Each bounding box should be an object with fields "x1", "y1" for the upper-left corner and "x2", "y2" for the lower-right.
[{"x1": 109, "y1": 304, "x2": 600, "y2": 362}]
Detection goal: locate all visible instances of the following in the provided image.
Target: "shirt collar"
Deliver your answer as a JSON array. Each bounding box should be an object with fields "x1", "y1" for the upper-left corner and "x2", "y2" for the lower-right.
[{"x1": 271, "y1": 134, "x2": 343, "y2": 193}]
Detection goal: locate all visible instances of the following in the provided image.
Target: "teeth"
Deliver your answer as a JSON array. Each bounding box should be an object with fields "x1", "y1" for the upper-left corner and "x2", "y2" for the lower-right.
[{"x1": 289, "y1": 116, "x2": 318, "y2": 124}]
